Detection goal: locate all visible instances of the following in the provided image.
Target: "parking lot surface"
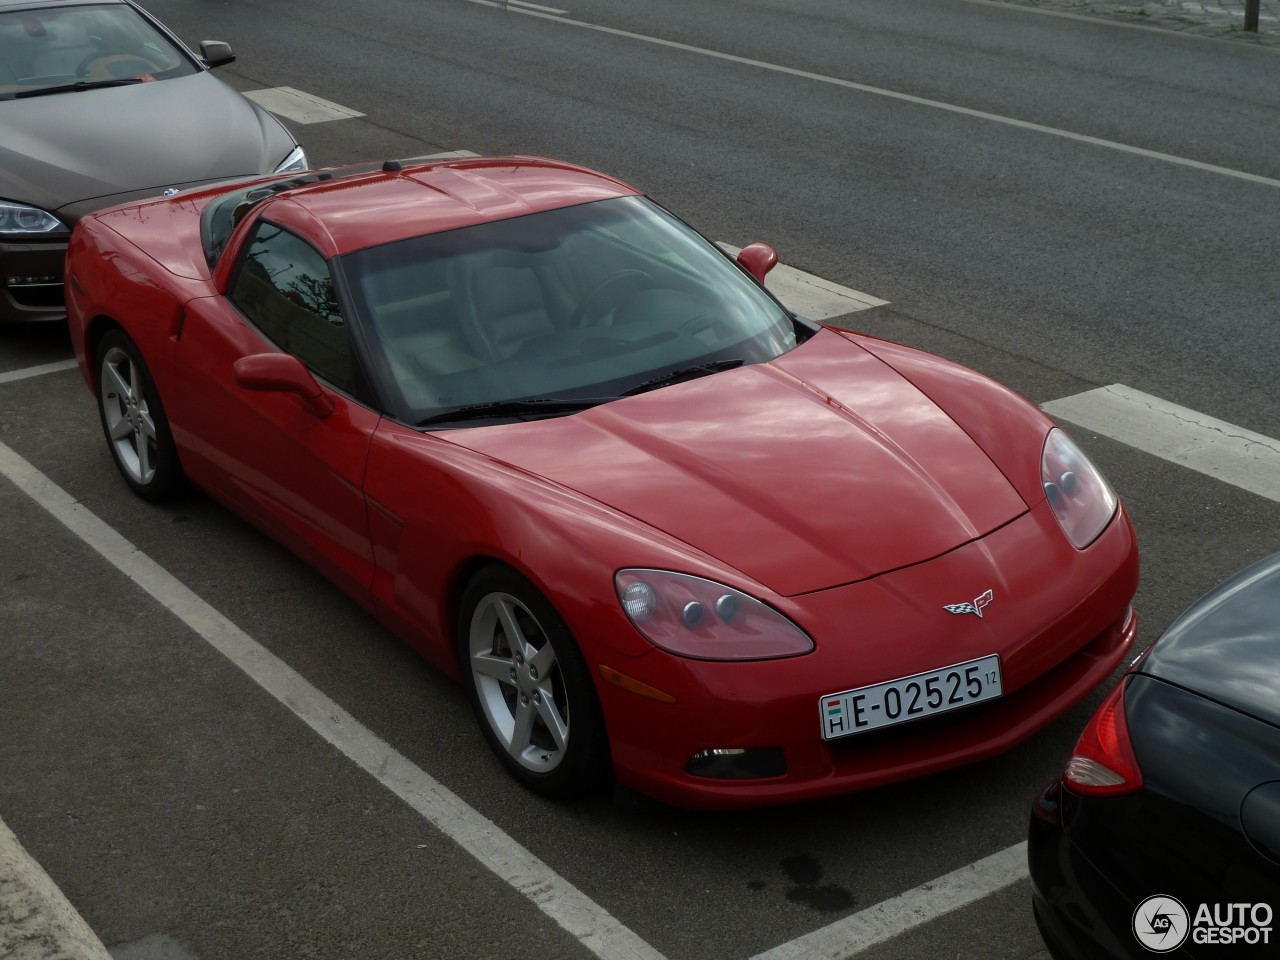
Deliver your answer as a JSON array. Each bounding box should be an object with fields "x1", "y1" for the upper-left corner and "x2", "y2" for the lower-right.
[{"x1": 4, "y1": 1, "x2": 1280, "y2": 958}]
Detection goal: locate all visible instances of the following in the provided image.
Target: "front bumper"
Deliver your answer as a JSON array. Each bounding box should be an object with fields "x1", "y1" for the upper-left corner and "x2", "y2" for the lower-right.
[
  {"x1": 594, "y1": 499, "x2": 1140, "y2": 809},
  {"x1": 0, "y1": 237, "x2": 67, "y2": 323}
]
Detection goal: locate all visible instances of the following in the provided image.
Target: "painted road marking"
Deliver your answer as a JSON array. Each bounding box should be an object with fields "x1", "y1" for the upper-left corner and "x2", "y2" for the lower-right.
[
  {"x1": 751, "y1": 843, "x2": 1028, "y2": 959},
  {"x1": 242, "y1": 87, "x2": 365, "y2": 124},
  {"x1": 0, "y1": 359, "x2": 77, "y2": 385},
  {"x1": 719, "y1": 243, "x2": 888, "y2": 320},
  {"x1": 1044, "y1": 384, "x2": 1280, "y2": 503},
  {"x1": 460, "y1": 0, "x2": 1280, "y2": 191},
  {"x1": 4, "y1": 375, "x2": 1276, "y2": 957},
  {"x1": 403, "y1": 149, "x2": 482, "y2": 160},
  {"x1": 507, "y1": 0, "x2": 569, "y2": 13},
  {"x1": 0, "y1": 442, "x2": 666, "y2": 960},
  {"x1": 0, "y1": 816, "x2": 113, "y2": 960},
  {"x1": 2, "y1": 428, "x2": 1032, "y2": 960}
]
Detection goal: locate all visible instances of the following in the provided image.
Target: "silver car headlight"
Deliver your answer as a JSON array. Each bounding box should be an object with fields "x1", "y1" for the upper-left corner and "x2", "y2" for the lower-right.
[
  {"x1": 615, "y1": 569, "x2": 814, "y2": 660},
  {"x1": 0, "y1": 201, "x2": 68, "y2": 239},
  {"x1": 1041, "y1": 428, "x2": 1118, "y2": 549},
  {"x1": 273, "y1": 146, "x2": 309, "y2": 174}
]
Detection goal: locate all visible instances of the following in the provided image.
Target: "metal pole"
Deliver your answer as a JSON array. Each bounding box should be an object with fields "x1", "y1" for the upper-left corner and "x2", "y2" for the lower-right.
[{"x1": 1245, "y1": 0, "x2": 1260, "y2": 32}]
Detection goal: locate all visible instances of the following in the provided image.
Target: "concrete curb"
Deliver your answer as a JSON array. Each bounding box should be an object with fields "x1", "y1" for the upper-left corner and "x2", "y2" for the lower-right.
[
  {"x1": 994, "y1": 0, "x2": 1280, "y2": 46},
  {"x1": 1, "y1": 816, "x2": 112, "y2": 960}
]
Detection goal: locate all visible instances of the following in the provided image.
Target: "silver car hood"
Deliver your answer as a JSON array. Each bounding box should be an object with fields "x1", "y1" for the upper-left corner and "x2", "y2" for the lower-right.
[{"x1": 0, "y1": 72, "x2": 295, "y2": 219}]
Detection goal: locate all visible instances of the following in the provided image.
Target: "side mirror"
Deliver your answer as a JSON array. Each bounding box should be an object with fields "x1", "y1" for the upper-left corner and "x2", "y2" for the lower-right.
[
  {"x1": 199, "y1": 40, "x2": 236, "y2": 68},
  {"x1": 736, "y1": 242, "x2": 778, "y2": 284},
  {"x1": 233, "y1": 353, "x2": 334, "y2": 418}
]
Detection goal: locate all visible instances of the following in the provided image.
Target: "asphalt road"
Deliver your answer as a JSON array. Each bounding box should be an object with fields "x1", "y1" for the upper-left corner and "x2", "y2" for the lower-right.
[{"x1": 2, "y1": 2, "x2": 1279, "y2": 959}]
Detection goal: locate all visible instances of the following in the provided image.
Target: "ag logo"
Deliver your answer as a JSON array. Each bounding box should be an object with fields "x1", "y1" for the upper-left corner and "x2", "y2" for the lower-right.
[{"x1": 1133, "y1": 895, "x2": 1190, "y2": 952}]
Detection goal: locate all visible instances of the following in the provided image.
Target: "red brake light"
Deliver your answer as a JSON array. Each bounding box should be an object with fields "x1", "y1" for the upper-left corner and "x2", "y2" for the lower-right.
[{"x1": 1063, "y1": 678, "x2": 1143, "y2": 797}]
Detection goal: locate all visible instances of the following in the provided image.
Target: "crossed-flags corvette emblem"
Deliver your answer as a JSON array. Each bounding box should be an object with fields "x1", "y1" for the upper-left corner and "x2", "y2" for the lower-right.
[{"x1": 944, "y1": 588, "x2": 994, "y2": 618}]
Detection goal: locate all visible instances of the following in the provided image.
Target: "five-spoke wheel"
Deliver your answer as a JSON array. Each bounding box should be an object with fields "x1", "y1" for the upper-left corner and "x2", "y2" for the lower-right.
[
  {"x1": 459, "y1": 565, "x2": 610, "y2": 798},
  {"x1": 96, "y1": 329, "x2": 181, "y2": 501}
]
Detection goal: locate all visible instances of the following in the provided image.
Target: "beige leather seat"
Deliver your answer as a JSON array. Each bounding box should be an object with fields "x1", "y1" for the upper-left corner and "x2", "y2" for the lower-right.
[{"x1": 447, "y1": 253, "x2": 558, "y2": 361}]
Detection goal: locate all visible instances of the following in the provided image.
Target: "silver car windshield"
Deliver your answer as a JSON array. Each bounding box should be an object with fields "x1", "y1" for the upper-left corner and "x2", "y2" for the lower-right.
[
  {"x1": 0, "y1": 3, "x2": 197, "y2": 99},
  {"x1": 342, "y1": 195, "x2": 802, "y2": 424}
]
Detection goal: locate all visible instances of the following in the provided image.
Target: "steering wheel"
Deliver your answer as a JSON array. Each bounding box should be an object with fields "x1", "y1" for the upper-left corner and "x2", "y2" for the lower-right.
[
  {"x1": 568, "y1": 270, "x2": 655, "y2": 328},
  {"x1": 76, "y1": 53, "x2": 154, "y2": 81}
]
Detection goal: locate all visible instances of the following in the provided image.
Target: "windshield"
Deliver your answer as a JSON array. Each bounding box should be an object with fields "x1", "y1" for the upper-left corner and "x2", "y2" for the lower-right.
[
  {"x1": 0, "y1": 3, "x2": 197, "y2": 100},
  {"x1": 341, "y1": 196, "x2": 804, "y2": 424}
]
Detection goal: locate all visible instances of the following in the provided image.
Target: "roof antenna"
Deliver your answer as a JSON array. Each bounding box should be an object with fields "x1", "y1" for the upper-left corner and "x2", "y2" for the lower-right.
[{"x1": 382, "y1": 159, "x2": 404, "y2": 173}]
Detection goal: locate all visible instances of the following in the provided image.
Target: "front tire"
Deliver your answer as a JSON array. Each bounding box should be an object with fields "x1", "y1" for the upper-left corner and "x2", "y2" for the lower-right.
[
  {"x1": 458, "y1": 565, "x2": 611, "y2": 799},
  {"x1": 96, "y1": 328, "x2": 182, "y2": 501}
]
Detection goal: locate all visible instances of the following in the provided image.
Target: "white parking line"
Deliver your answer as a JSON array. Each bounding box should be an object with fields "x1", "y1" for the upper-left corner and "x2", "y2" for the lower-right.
[
  {"x1": 751, "y1": 843, "x2": 1028, "y2": 959},
  {"x1": 0, "y1": 816, "x2": 112, "y2": 960},
  {"x1": 242, "y1": 87, "x2": 365, "y2": 124},
  {"x1": 0, "y1": 359, "x2": 78, "y2": 385},
  {"x1": 460, "y1": 0, "x2": 1280, "y2": 191},
  {"x1": 506, "y1": 0, "x2": 569, "y2": 13},
  {"x1": 3, "y1": 424, "x2": 1034, "y2": 960},
  {"x1": 6, "y1": 374, "x2": 1276, "y2": 957},
  {"x1": 1044, "y1": 384, "x2": 1280, "y2": 503},
  {"x1": 403, "y1": 150, "x2": 482, "y2": 160},
  {"x1": 0, "y1": 442, "x2": 666, "y2": 960},
  {"x1": 718, "y1": 243, "x2": 888, "y2": 320}
]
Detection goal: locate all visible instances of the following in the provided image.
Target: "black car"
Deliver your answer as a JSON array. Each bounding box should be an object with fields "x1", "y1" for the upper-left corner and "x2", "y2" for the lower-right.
[
  {"x1": 1029, "y1": 552, "x2": 1280, "y2": 958},
  {"x1": 0, "y1": 0, "x2": 306, "y2": 324}
]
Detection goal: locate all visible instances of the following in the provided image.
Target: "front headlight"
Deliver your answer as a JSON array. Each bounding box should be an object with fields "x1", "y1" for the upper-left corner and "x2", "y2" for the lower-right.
[
  {"x1": 1041, "y1": 428, "x2": 1117, "y2": 549},
  {"x1": 615, "y1": 569, "x2": 814, "y2": 660},
  {"x1": 273, "y1": 145, "x2": 309, "y2": 174},
  {"x1": 0, "y1": 201, "x2": 68, "y2": 239}
]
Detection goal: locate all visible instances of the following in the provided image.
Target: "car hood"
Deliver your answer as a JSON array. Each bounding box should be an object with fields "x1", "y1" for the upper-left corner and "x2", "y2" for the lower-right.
[
  {"x1": 0, "y1": 73, "x2": 293, "y2": 219},
  {"x1": 1139, "y1": 551, "x2": 1280, "y2": 729},
  {"x1": 449, "y1": 330, "x2": 1031, "y2": 596}
]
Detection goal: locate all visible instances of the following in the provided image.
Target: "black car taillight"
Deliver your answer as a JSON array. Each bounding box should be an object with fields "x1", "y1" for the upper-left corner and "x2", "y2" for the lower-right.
[{"x1": 1063, "y1": 678, "x2": 1144, "y2": 797}]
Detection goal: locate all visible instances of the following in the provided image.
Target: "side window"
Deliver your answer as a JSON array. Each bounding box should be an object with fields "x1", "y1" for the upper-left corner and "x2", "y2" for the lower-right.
[{"x1": 228, "y1": 221, "x2": 354, "y2": 392}]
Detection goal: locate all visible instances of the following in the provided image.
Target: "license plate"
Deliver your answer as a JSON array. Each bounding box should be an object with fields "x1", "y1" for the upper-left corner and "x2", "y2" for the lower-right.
[{"x1": 819, "y1": 654, "x2": 1003, "y2": 740}]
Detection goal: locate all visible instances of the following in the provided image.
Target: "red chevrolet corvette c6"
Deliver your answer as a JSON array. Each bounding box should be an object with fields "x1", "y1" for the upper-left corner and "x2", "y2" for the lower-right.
[{"x1": 65, "y1": 156, "x2": 1138, "y2": 809}]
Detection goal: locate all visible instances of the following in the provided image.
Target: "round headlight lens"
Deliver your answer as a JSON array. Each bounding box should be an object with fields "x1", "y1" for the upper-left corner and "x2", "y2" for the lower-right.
[{"x1": 620, "y1": 580, "x2": 658, "y2": 621}]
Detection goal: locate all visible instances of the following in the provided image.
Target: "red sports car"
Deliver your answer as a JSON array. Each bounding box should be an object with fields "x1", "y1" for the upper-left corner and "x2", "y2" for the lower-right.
[{"x1": 66, "y1": 157, "x2": 1138, "y2": 809}]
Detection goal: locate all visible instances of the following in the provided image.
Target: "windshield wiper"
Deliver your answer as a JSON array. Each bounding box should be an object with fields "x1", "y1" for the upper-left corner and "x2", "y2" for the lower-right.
[
  {"x1": 417, "y1": 361, "x2": 747, "y2": 425},
  {"x1": 417, "y1": 397, "x2": 614, "y2": 427},
  {"x1": 621, "y1": 358, "x2": 745, "y2": 397},
  {"x1": 15, "y1": 78, "x2": 148, "y2": 99}
]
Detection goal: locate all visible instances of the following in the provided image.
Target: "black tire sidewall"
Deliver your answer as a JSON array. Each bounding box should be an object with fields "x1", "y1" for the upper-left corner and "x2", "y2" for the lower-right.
[{"x1": 457, "y1": 564, "x2": 611, "y2": 800}]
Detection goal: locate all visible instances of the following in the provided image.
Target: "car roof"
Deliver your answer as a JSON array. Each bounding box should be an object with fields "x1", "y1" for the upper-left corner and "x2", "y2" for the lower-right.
[{"x1": 258, "y1": 157, "x2": 642, "y2": 258}]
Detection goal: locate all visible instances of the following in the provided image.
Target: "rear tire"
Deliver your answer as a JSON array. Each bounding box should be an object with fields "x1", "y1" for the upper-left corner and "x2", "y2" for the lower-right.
[
  {"x1": 458, "y1": 564, "x2": 611, "y2": 799},
  {"x1": 95, "y1": 328, "x2": 182, "y2": 501}
]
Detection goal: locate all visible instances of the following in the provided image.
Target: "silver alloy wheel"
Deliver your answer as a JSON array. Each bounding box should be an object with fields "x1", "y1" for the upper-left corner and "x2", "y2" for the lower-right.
[
  {"x1": 99, "y1": 344, "x2": 158, "y2": 486},
  {"x1": 468, "y1": 591, "x2": 570, "y2": 774}
]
